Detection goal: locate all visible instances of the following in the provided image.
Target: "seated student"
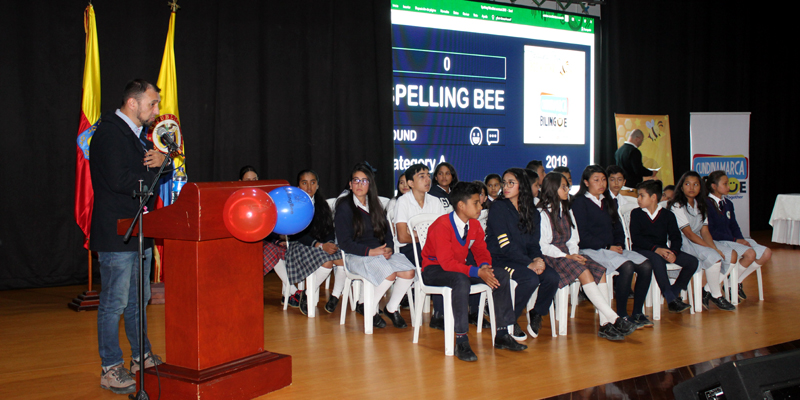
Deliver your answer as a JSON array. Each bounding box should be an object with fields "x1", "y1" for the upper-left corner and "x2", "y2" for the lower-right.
[
  {"x1": 630, "y1": 180, "x2": 698, "y2": 313},
  {"x1": 385, "y1": 171, "x2": 410, "y2": 222},
  {"x1": 606, "y1": 165, "x2": 635, "y2": 210},
  {"x1": 552, "y1": 166, "x2": 572, "y2": 187},
  {"x1": 667, "y1": 171, "x2": 735, "y2": 311},
  {"x1": 539, "y1": 172, "x2": 637, "y2": 340},
  {"x1": 421, "y1": 182, "x2": 527, "y2": 361},
  {"x1": 524, "y1": 169, "x2": 541, "y2": 205},
  {"x1": 571, "y1": 165, "x2": 654, "y2": 328},
  {"x1": 394, "y1": 164, "x2": 446, "y2": 264},
  {"x1": 486, "y1": 168, "x2": 559, "y2": 340},
  {"x1": 429, "y1": 162, "x2": 458, "y2": 212},
  {"x1": 484, "y1": 173, "x2": 502, "y2": 202},
  {"x1": 334, "y1": 162, "x2": 416, "y2": 328},
  {"x1": 474, "y1": 180, "x2": 490, "y2": 227},
  {"x1": 526, "y1": 160, "x2": 545, "y2": 184},
  {"x1": 662, "y1": 185, "x2": 676, "y2": 203},
  {"x1": 285, "y1": 170, "x2": 345, "y2": 315},
  {"x1": 704, "y1": 170, "x2": 772, "y2": 301}
]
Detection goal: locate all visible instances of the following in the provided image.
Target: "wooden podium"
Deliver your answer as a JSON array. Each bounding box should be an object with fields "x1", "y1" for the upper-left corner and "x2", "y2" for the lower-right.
[{"x1": 119, "y1": 180, "x2": 292, "y2": 399}]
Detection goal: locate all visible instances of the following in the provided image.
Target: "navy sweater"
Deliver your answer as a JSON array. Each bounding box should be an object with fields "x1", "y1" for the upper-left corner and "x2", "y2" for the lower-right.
[
  {"x1": 571, "y1": 195, "x2": 625, "y2": 250},
  {"x1": 629, "y1": 207, "x2": 683, "y2": 254},
  {"x1": 485, "y1": 198, "x2": 543, "y2": 269},
  {"x1": 705, "y1": 198, "x2": 744, "y2": 241},
  {"x1": 334, "y1": 197, "x2": 393, "y2": 256}
]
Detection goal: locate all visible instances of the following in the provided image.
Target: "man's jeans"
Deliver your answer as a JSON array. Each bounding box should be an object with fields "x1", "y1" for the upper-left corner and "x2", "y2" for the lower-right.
[{"x1": 97, "y1": 248, "x2": 152, "y2": 368}]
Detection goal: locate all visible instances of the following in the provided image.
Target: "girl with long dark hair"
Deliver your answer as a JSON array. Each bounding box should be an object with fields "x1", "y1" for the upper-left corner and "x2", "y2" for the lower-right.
[
  {"x1": 429, "y1": 162, "x2": 458, "y2": 212},
  {"x1": 334, "y1": 162, "x2": 415, "y2": 329},
  {"x1": 539, "y1": 172, "x2": 636, "y2": 341},
  {"x1": 667, "y1": 171, "x2": 734, "y2": 311},
  {"x1": 486, "y1": 168, "x2": 558, "y2": 340},
  {"x1": 571, "y1": 165, "x2": 654, "y2": 327}
]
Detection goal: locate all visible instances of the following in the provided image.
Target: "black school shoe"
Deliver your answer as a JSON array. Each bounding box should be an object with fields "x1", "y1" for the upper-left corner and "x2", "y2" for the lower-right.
[
  {"x1": 598, "y1": 323, "x2": 625, "y2": 341},
  {"x1": 455, "y1": 341, "x2": 478, "y2": 362},
  {"x1": 469, "y1": 312, "x2": 491, "y2": 329},
  {"x1": 373, "y1": 314, "x2": 387, "y2": 328},
  {"x1": 709, "y1": 295, "x2": 736, "y2": 311},
  {"x1": 527, "y1": 310, "x2": 542, "y2": 338},
  {"x1": 668, "y1": 298, "x2": 691, "y2": 313},
  {"x1": 494, "y1": 333, "x2": 528, "y2": 351},
  {"x1": 429, "y1": 314, "x2": 445, "y2": 331},
  {"x1": 631, "y1": 314, "x2": 654, "y2": 328},
  {"x1": 738, "y1": 283, "x2": 747, "y2": 300},
  {"x1": 324, "y1": 296, "x2": 339, "y2": 313},
  {"x1": 510, "y1": 323, "x2": 527, "y2": 341},
  {"x1": 299, "y1": 291, "x2": 308, "y2": 316},
  {"x1": 383, "y1": 306, "x2": 407, "y2": 328},
  {"x1": 613, "y1": 316, "x2": 637, "y2": 336},
  {"x1": 702, "y1": 288, "x2": 711, "y2": 310}
]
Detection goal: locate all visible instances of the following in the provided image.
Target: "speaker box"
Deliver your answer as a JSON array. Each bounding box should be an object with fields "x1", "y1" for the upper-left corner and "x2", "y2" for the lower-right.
[{"x1": 674, "y1": 348, "x2": 800, "y2": 400}]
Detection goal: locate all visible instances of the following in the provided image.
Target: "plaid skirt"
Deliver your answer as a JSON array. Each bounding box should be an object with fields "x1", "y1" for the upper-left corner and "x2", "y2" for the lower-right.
[
  {"x1": 542, "y1": 255, "x2": 606, "y2": 289},
  {"x1": 285, "y1": 242, "x2": 342, "y2": 284},
  {"x1": 263, "y1": 241, "x2": 286, "y2": 275}
]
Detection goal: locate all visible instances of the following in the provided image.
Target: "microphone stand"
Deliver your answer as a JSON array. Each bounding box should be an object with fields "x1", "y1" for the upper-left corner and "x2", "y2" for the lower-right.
[{"x1": 123, "y1": 144, "x2": 179, "y2": 400}]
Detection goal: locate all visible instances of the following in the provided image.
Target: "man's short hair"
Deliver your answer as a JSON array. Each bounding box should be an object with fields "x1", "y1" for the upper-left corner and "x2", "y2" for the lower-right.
[
  {"x1": 553, "y1": 166, "x2": 571, "y2": 174},
  {"x1": 404, "y1": 163, "x2": 429, "y2": 182},
  {"x1": 121, "y1": 79, "x2": 160, "y2": 107},
  {"x1": 628, "y1": 129, "x2": 644, "y2": 140},
  {"x1": 526, "y1": 160, "x2": 543, "y2": 170},
  {"x1": 663, "y1": 185, "x2": 675, "y2": 193},
  {"x1": 637, "y1": 180, "x2": 662, "y2": 201},
  {"x1": 606, "y1": 165, "x2": 625, "y2": 179},
  {"x1": 450, "y1": 181, "x2": 481, "y2": 208}
]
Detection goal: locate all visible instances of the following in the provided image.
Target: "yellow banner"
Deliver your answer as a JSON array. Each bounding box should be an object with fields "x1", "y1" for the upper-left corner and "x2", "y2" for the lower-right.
[{"x1": 614, "y1": 114, "x2": 675, "y2": 186}]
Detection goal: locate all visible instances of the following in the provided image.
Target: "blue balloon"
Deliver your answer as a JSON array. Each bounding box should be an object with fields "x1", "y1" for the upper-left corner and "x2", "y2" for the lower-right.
[{"x1": 268, "y1": 186, "x2": 314, "y2": 235}]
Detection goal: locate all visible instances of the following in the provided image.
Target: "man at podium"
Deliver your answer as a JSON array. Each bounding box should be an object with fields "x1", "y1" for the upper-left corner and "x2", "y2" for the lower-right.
[{"x1": 90, "y1": 79, "x2": 167, "y2": 394}]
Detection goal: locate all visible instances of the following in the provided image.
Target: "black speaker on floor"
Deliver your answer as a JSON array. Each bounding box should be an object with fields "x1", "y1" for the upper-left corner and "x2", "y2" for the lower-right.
[{"x1": 674, "y1": 348, "x2": 800, "y2": 400}]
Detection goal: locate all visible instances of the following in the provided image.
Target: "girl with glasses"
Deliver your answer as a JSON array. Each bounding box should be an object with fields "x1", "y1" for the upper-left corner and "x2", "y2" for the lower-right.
[{"x1": 334, "y1": 163, "x2": 416, "y2": 329}]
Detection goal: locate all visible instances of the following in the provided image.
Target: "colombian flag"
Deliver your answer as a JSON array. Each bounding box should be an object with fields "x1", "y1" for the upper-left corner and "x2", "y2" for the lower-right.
[
  {"x1": 148, "y1": 8, "x2": 185, "y2": 281},
  {"x1": 75, "y1": 4, "x2": 101, "y2": 250}
]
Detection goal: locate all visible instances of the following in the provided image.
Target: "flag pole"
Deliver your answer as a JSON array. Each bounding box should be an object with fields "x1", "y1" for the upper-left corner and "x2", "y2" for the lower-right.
[{"x1": 69, "y1": 242, "x2": 99, "y2": 311}]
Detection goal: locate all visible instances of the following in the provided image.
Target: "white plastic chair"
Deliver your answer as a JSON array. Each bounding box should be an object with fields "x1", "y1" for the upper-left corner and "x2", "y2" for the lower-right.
[
  {"x1": 338, "y1": 250, "x2": 378, "y2": 334},
  {"x1": 723, "y1": 258, "x2": 763, "y2": 305},
  {"x1": 510, "y1": 280, "x2": 557, "y2": 337},
  {"x1": 408, "y1": 213, "x2": 496, "y2": 356}
]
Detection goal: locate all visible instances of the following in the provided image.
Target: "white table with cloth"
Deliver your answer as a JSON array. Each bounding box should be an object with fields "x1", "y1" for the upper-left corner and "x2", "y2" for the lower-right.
[{"x1": 770, "y1": 194, "x2": 800, "y2": 245}]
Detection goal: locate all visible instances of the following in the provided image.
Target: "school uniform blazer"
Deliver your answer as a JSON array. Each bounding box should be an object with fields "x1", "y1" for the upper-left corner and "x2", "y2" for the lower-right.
[
  {"x1": 89, "y1": 112, "x2": 159, "y2": 252},
  {"x1": 485, "y1": 198, "x2": 543, "y2": 269},
  {"x1": 571, "y1": 195, "x2": 625, "y2": 250},
  {"x1": 705, "y1": 197, "x2": 744, "y2": 242}
]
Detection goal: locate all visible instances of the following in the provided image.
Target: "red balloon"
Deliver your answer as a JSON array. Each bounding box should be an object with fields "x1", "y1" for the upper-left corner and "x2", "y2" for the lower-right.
[{"x1": 222, "y1": 188, "x2": 278, "y2": 242}]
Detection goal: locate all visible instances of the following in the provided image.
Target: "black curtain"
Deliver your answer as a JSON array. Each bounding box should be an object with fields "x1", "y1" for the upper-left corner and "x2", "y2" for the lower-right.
[
  {"x1": 600, "y1": 0, "x2": 797, "y2": 233},
  {"x1": 0, "y1": 0, "x2": 393, "y2": 290}
]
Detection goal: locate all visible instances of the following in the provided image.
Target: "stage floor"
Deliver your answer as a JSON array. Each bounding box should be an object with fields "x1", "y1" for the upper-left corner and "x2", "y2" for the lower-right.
[{"x1": 1, "y1": 232, "x2": 798, "y2": 399}]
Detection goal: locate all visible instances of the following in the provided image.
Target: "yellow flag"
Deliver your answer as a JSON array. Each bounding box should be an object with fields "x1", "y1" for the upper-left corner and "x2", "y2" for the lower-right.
[{"x1": 157, "y1": 11, "x2": 179, "y2": 120}]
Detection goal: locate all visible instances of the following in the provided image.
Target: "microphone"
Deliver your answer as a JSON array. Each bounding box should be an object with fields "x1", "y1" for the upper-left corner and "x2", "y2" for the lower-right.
[{"x1": 156, "y1": 126, "x2": 182, "y2": 154}]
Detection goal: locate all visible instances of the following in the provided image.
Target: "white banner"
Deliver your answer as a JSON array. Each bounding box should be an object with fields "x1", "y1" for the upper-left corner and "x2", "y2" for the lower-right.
[{"x1": 689, "y1": 112, "x2": 751, "y2": 236}]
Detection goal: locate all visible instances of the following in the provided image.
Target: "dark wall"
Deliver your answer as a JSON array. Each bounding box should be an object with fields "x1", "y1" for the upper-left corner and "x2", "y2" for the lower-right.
[
  {"x1": 0, "y1": 0, "x2": 393, "y2": 290},
  {"x1": 599, "y1": 0, "x2": 796, "y2": 232},
  {"x1": 1, "y1": 0, "x2": 792, "y2": 290}
]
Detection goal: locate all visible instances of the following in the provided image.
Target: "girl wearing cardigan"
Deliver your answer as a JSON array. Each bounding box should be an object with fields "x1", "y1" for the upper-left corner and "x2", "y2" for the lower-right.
[{"x1": 334, "y1": 163, "x2": 415, "y2": 329}]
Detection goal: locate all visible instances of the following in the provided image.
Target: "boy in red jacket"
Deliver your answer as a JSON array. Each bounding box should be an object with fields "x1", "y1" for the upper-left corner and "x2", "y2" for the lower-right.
[{"x1": 421, "y1": 182, "x2": 526, "y2": 362}]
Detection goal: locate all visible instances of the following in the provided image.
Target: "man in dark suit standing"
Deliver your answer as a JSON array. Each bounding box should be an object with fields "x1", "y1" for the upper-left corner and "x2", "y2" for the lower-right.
[
  {"x1": 90, "y1": 79, "x2": 167, "y2": 394},
  {"x1": 614, "y1": 129, "x2": 657, "y2": 188}
]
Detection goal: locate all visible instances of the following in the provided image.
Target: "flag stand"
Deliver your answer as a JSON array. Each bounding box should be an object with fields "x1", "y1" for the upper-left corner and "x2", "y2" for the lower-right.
[{"x1": 68, "y1": 248, "x2": 100, "y2": 311}]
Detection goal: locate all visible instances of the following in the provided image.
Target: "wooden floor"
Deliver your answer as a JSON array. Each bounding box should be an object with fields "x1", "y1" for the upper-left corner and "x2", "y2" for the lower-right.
[{"x1": 1, "y1": 232, "x2": 799, "y2": 400}]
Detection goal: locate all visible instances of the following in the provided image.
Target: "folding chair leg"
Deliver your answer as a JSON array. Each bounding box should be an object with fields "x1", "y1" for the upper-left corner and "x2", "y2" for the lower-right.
[
  {"x1": 340, "y1": 278, "x2": 352, "y2": 325},
  {"x1": 757, "y1": 268, "x2": 764, "y2": 301}
]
